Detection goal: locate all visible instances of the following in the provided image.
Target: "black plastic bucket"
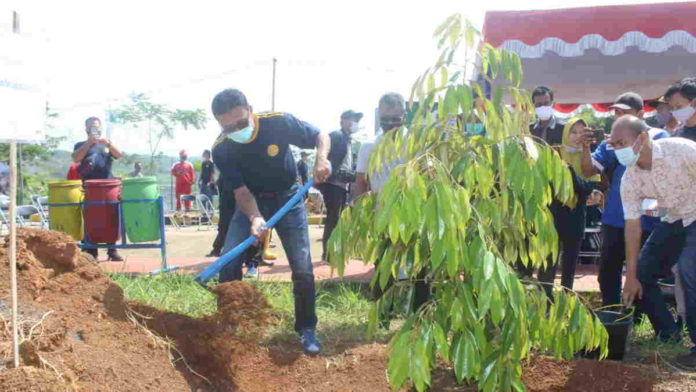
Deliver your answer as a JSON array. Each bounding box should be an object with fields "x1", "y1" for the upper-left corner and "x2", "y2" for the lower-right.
[{"x1": 583, "y1": 310, "x2": 633, "y2": 361}]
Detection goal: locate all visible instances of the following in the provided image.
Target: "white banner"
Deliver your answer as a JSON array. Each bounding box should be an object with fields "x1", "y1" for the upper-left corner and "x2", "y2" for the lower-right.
[{"x1": 0, "y1": 27, "x2": 46, "y2": 143}]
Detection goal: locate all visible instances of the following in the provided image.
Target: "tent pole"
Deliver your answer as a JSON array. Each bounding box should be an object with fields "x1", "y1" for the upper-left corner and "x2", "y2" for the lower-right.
[{"x1": 9, "y1": 140, "x2": 19, "y2": 368}]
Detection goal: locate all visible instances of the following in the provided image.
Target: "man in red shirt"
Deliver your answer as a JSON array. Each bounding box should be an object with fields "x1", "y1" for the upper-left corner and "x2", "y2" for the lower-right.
[
  {"x1": 66, "y1": 163, "x2": 81, "y2": 180},
  {"x1": 171, "y1": 150, "x2": 195, "y2": 211}
]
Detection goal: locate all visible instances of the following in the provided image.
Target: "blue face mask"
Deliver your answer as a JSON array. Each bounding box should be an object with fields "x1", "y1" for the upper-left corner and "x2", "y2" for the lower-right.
[
  {"x1": 227, "y1": 124, "x2": 254, "y2": 143},
  {"x1": 615, "y1": 145, "x2": 638, "y2": 167},
  {"x1": 465, "y1": 123, "x2": 485, "y2": 135}
]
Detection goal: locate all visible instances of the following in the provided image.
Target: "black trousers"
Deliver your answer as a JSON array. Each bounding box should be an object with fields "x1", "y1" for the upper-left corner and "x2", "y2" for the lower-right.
[
  {"x1": 517, "y1": 235, "x2": 583, "y2": 299},
  {"x1": 212, "y1": 190, "x2": 236, "y2": 253},
  {"x1": 537, "y1": 236, "x2": 583, "y2": 299},
  {"x1": 372, "y1": 267, "x2": 431, "y2": 324},
  {"x1": 317, "y1": 183, "x2": 347, "y2": 261},
  {"x1": 598, "y1": 225, "x2": 652, "y2": 306},
  {"x1": 84, "y1": 246, "x2": 118, "y2": 259}
]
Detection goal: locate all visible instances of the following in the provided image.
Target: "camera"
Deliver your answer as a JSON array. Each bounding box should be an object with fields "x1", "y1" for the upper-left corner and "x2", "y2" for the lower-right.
[
  {"x1": 589, "y1": 128, "x2": 605, "y2": 142},
  {"x1": 89, "y1": 126, "x2": 102, "y2": 137}
]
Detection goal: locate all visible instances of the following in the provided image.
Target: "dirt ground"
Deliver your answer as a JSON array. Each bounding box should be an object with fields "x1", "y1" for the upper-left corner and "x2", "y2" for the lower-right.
[{"x1": 1, "y1": 229, "x2": 695, "y2": 392}]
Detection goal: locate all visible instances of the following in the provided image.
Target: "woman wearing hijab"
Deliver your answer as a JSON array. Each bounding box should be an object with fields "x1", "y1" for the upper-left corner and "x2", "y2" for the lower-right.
[{"x1": 537, "y1": 118, "x2": 602, "y2": 297}]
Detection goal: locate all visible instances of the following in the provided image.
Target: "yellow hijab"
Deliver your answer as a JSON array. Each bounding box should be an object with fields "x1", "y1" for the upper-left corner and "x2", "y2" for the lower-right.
[{"x1": 560, "y1": 118, "x2": 601, "y2": 181}]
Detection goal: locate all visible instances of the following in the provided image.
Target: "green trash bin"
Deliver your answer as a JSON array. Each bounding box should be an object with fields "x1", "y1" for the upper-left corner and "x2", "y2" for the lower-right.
[{"x1": 121, "y1": 176, "x2": 161, "y2": 243}]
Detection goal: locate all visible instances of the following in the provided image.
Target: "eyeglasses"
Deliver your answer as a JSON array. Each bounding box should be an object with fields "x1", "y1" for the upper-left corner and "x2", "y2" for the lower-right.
[{"x1": 380, "y1": 116, "x2": 404, "y2": 129}]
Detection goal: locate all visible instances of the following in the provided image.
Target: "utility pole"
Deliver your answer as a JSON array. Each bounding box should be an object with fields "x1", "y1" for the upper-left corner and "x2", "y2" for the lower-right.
[{"x1": 271, "y1": 58, "x2": 277, "y2": 111}]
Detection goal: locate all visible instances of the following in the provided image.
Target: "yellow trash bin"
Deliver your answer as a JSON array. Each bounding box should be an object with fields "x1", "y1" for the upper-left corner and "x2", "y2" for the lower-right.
[{"x1": 48, "y1": 180, "x2": 83, "y2": 240}]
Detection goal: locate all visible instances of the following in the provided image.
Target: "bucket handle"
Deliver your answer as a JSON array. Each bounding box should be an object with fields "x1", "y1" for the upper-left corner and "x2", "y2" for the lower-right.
[
  {"x1": 592, "y1": 303, "x2": 635, "y2": 323},
  {"x1": 519, "y1": 280, "x2": 636, "y2": 323}
]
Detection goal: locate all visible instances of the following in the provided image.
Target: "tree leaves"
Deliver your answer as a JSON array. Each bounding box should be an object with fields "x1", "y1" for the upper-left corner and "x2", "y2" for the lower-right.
[
  {"x1": 111, "y1": 93, "x2": 207, "y2": 166},
  {"x1": 326, "y1": 13, "x2": 608, "y2": 392}
]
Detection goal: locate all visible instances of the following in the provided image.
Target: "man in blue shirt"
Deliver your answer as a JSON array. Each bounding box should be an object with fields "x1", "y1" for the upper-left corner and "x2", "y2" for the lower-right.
[
  {"x1": 580, "y1": 93, "x2": 670, "y2": 306},
  {"x1": 210, "y1": 89, "x2": 330, "y2": 356},
  {"x1": 72, "y1": 116, "x2": 124, "y2": 261}
]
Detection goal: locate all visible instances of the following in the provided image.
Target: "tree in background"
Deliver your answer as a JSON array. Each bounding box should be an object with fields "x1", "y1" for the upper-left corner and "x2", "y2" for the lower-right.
[
  {"x1": 329, "y1": 15, "x2": 608, "y2": 392},
  {"x1": 111, "y1": 93, "x2": 207, "y2": 169}
]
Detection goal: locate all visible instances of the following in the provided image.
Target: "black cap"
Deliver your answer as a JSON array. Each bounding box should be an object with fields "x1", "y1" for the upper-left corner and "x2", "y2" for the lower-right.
[
  {"x1": 340, "y1": 110, "x2": 363, "y2": 121},
  {"x1": 610, "y1": 92, "x2": 644, "y2": 112},
  {"x1": 647, "y1": 96, "x2": 667, "y2": 109},
  {"x1": 300, "y1": 151, "x2": 309, "y2": 157}
]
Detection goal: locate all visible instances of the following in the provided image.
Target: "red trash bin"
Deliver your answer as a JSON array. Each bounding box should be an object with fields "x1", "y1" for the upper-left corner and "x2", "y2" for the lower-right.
[{"x1": 83, "y1": 179, "x2": 122, "y2": 244}]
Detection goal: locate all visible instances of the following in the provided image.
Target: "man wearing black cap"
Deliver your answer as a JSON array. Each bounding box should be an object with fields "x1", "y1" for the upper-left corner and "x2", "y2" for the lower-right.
[
  {"x1": 647, "y1": 96, "x2": 678, "y2": 134},
  {"x1": 297, "y1": 151, "x2": 310, "y2": 186},
  {"x1": 316, "y1": 110, "x2": 362, "y2": 263},
  {"x1": 580, "y1": 92, "x2": 670, "y2": 307}
]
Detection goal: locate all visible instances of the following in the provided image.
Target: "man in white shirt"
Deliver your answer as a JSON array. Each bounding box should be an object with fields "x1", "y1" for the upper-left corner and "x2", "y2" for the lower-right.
[
  {"x1": 355, "y1": 93, "x2": 406, "y2": 196},
  {"x1": 613, "y1": 115, "x2": 696, "y2": 368},
  {"x1": 354, "y1": 93, "x2": 430, "y2": 318}
]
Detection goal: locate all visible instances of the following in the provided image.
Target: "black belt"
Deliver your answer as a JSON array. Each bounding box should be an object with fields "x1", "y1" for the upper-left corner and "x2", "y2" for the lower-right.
[{"x1": 253, "y1": 186, "x2": 297, "y2": 200}]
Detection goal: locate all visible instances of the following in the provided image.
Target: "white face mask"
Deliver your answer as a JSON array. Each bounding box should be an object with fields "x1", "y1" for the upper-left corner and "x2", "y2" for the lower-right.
[
  {"x1": 535, "y1": 106, "x2": 553, "y2": 121},
  {"x1": 227, "y1": 125, "x2": 254, "y2": 143},
  {"x1": 614, "y1": 146, "x2": 638, "y2": 167},
  {"x1": 350, "y1": 121, "x2": 360, "y2": 134},
  {"x1": 615, "y1": 137, "x2": 644, "y2": 167},
  {"x1": 671, "y1": 105, "x2": 696, "y2": 123}
]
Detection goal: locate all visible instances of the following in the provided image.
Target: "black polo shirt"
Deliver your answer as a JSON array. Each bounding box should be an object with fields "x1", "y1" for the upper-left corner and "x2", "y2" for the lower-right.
[
  {"x1": 297, "y1": 160, "x2": 309, "y2": 185},
  {"x1": 73, "y1": 141, "x2": 115, "y2": 180},
  {"x1": 212, "y1": 112, "x2": 320, "y2": 193},
  {"x1": 200, "y1": 160, "x2": 215, "y2": 184}
]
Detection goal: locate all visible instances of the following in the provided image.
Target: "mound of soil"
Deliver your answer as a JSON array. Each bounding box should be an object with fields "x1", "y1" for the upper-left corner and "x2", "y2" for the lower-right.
[
  {"x1": 0, "y1": 366, "x2": 71, "y2": 392},
  {"x1": 0, "y1": 229, "x2": 200, "y2": 392}
]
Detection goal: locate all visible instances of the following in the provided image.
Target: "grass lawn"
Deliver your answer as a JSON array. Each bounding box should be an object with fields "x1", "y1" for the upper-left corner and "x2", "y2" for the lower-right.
[
  {"x1": 110, "y1": 273, "x2": 396, "y2": 352},
  {"x1": 111, "y1": 273, "x2": 691, "y2": 362}
]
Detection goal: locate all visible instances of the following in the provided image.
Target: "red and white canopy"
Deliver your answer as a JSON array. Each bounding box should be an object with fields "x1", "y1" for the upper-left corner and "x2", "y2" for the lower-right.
[{"x1": 482, "y1": 1, "x2": 696, "y2": 114}]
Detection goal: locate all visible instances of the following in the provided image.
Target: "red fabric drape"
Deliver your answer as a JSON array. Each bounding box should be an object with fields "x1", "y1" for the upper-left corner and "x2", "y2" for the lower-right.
[{"x1": 483, "y1": 2, "x2": 696, "y2": 47}]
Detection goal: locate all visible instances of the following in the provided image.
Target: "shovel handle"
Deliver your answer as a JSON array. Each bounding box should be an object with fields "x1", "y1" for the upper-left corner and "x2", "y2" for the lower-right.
[{"x1": 195, "y1": 179, "x2": 315, "y2": 286}]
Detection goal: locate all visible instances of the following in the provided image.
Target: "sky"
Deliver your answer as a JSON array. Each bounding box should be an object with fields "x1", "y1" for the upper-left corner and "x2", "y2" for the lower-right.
[{"x1": 7, "y1": 0, "x2": 686, "y2": 156}]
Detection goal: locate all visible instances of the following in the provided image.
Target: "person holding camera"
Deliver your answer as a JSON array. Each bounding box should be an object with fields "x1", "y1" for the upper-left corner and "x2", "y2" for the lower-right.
[
  {"x1": 72, "y1": 116, "x2": 123, "y2": 261},
  {"x1": 316, "y1": 110, "x2": 362, "y2": 263}
]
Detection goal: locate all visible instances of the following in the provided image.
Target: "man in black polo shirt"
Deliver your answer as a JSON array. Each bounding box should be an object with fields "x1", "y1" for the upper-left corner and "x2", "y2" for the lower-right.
[
  {"x1": 211, "y1": 88, "x2": 330, "y2": 355},
  {"x1": 668, "y1": 77, "x2": 696, "y2": 143},
  {"x1": 72, "y1": 116, "x2": 124, "y2": 261},
  {"x1": 297, "y1": 151, "x2": 309, "y2": 186},
  {"x1": 199, "y1": 149, "x2": 217, "y2": 208},
  {"x1": 316, "y1": 110, "x2": 362, "y2": 263}
]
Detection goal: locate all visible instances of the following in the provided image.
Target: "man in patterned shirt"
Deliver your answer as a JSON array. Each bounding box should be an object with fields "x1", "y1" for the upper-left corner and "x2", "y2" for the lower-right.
[{"x1": 613, "y1": 115, "x2": 696, "y2": 368}]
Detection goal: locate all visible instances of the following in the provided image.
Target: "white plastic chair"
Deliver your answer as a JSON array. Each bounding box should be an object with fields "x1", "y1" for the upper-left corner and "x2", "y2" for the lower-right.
[
  {"x1": 31, "y1": 195, "x2": 49, "y2": 229},
  {"x1": 16, "y1": 205, "x2": 41, "y2": 228},
  {"x1": 194, "y1": 194, "x2": 216, "y2": 231}
]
